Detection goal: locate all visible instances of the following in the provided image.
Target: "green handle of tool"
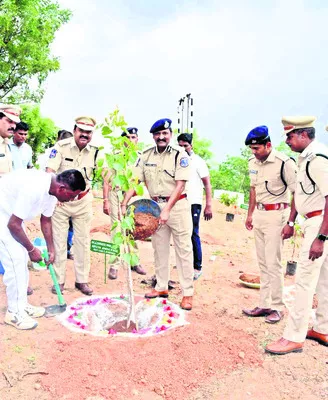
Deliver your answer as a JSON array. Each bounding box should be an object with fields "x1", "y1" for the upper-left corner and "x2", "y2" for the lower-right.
[{"x1": 48, "y1": 263, "x2": 66, "y2": 306}]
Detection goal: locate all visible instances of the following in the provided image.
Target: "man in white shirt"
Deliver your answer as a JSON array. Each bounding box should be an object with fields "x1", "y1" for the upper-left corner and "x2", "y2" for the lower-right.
[
  {"x1": 178, "y1": 133, "x2": 213, "y2": 280},
  {"x1": 0, "y1": 168, "x2": 86, "y2": 330},
  {"x1": 9, "y1": 122, "x2": 33, "y2": 169}
]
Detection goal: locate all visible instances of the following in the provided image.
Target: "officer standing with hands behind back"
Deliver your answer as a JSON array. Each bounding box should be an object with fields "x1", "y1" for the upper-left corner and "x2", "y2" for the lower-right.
[
  {"x1": 122, "y1": 118, "x2": 194, "y2": 310},
  {"x1": 46, "y1": 116, "x2": 99, "y2": 296},
  {"x1": 242, "y1": 126, "x2": 296, "y2": 324}
]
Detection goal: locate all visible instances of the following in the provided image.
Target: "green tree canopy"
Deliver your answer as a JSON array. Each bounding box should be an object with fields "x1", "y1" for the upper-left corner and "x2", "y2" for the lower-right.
[
  {"x1": 190, "y1": 129, "x2": 213, "y2": 162},
  {"x1": 0, "y1": 0, "x2": 71, "y2": 102},
  {"x1": 275, "y1": 141, "x2": 297, "y2": 160},
  {"x1": 22, "y1": 104, "x2": 58, "y2": 161},
  {"x1": 210, "y1": 147, "x2": 251, "y2": 201}
]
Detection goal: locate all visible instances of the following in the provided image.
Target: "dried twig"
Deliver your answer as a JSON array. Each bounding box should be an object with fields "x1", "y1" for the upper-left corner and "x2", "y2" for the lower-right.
[
  {"x1": 19, "y1": 371, "x2": 49, "y2": 381},
  {"x1": 2, "y1": 371, "x2": 13, "y2": 387}
]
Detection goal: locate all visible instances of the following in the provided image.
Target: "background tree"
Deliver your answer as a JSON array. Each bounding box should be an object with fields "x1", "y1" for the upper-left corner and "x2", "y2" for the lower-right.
[
  {"x1": 22, "y1": 104, "x2": 58, "y2": 161},
  {"x1": 210, "y1": 148, "x2": 251, "y2": 201},
  {"x1": 189, "y1": 129, "x2": 213, "y2": 162},
  {"x1": 0, "y1": 0, "x2": 71, "y2": 102},
  {"x1": 275, "y1": 141, "x2": 297, "y2": 160}
]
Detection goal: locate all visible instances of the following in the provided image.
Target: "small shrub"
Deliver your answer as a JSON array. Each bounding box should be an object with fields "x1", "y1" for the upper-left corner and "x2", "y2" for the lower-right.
[{"x1": 219, "y1": 193, "x2": 238, "y2": 207}]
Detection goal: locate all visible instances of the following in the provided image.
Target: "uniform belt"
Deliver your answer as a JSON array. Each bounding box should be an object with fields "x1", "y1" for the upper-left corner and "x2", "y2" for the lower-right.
[
  {"x1": 304, "y1": 210, "x2": 323, "y2": 219},
  {"x1": 152, "y1": 193, "x2": 187, "y2": 203},
  {"x1": 77, "y1": 188, "x2": 90, "y2": 200},
  {"x1": 256, "y1": 202, "x2": 289, "y2": 211}
]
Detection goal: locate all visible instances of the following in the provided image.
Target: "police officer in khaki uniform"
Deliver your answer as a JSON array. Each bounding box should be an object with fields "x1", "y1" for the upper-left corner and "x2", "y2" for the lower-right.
[
  {"x1": 242, "y1": 126, "x2": 296, "y2": 323},
  {"x1": 46, "y1": 116, "x2": 99, "y2": 295},
  {"x1": 0, "y1": 104, "x2": 21, "y2": 284},
  {"x1": 122, "y1": 118, "x2": 194, "y2": 310},
  {"x1": 0, "y1": 104, "x2": 21, "y2": 177},
  {"x1": 103, "y1": 127, "x2": 146, "y2": 279},
  {"x1": 266, "y1": 116, "x2": 328, "y2": 355}
]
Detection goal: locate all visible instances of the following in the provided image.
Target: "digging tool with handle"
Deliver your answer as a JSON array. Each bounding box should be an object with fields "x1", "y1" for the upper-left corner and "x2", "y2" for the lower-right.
[{"x1": 45, "y1": 263, "x2": 67, "y2": 316}]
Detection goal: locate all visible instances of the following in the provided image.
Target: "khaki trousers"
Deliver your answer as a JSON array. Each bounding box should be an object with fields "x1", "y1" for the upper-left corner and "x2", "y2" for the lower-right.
[
  {"x1": 152, "y1": 198, "x2": 194, "y2": 297},
  {"x1": 284, "y1": 215, "x2": 328, "y2": 342},
  {"x1": 253, "y1": 208, "x2": 289, "y2": 311},
  {"x1": 52, "y1": 192, "x2": 93, "y2": 284},
  {"x1": 109, "y1": 189, "x2": 138, "y2": 270}
]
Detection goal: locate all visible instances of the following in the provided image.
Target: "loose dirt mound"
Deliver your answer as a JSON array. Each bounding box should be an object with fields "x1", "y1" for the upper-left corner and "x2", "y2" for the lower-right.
[
  {"x1": 239, "y1": 273, "x2": 260, "y2": 284},
  {"x1": 41, "y1": 320, "x2": 261, "y2": 400}
]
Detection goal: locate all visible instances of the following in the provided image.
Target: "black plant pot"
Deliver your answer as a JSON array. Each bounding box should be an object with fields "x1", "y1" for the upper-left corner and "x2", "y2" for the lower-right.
[
  {"x1": 286, "y1": 261, "x2": 297, "y2": 276},
  {"x1": 226, "y1": 213, "x2": 235, "y2": 222}
]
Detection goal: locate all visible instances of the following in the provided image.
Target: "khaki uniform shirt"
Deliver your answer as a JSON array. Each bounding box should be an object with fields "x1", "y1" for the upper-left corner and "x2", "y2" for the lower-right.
[
  {"x1": 249, "y1": 149, "x2": 296, "y2": 204},
  {"x1": 46, "y1": 137, "x2": 99, "y2": 189},
  {"x1": 0, "y1": 137, "x2": 12, "y2": 177},
  {"x1": 295, "y1": 140, "x2": 328, "y2": 215},
  {"x1": 136, "y1": 145, "x2": 190, "y2": 197}
]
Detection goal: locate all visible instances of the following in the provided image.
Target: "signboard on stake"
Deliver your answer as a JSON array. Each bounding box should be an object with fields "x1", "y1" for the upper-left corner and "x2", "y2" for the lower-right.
[
  {"x1": 90, "y1": 239, "x2": 120, "y2": 284},
  {"x1": 90, "y1": 239, "x2": 120, "y2": 255}
]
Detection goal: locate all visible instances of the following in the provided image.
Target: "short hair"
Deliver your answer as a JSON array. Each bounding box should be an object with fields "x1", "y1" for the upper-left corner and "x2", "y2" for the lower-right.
[
  {"x1": 15, "y1": 122, "x2": 29, "y2": 132},
  {"x1": 177, "y1": 133, "x2": 193, "y2": 144},
  {"x1": 56, "y1": 169, "x2": 86, "y2": 191},
  {"x1": 292, "y1": 127, "x2": 315, "y2": 139},
  {"x1": 57, "y1": 130, "x2": 73, "y2": 141}
]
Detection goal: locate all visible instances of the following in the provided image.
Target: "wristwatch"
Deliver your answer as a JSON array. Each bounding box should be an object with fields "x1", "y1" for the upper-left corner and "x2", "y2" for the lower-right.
[
  {"x1": 317, "y1": 233, "x2": 328, "y2": 241},
  {"x1": 287, "y1": 221, "x2": 295, "y2": 227}
]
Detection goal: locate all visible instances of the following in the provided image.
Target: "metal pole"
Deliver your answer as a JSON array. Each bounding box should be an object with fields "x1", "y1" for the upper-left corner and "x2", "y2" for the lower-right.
[
  {"x1": 180, "y1": 97, "x2": 185, "y2": 133},
  {"x1": 186, "y1": 93, "x2": 191, "y2": 133},
  {"x1": 190, "y1": 96, "x2": 193, "y2": 131}
]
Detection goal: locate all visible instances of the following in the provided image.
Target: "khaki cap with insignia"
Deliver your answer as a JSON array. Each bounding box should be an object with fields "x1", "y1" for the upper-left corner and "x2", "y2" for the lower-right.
[
  {"x1": 0, "y1": 104, "x2": 22, "y2": 123},
  {"x1": 281, "y1": 116, "x2": 316, "y2": 135},
  {"x1": 75, "y1": 116, "x2": 96, "y2": 131}
]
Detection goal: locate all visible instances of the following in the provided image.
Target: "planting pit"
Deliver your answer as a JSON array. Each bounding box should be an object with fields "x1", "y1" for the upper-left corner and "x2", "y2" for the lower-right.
[{"x1": 58, "y1": 294, "x2": 188, "y2": 337}]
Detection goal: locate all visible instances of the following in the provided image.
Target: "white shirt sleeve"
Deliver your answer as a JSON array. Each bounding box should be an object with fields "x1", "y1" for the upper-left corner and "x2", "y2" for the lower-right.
[
  {"x1": 41, "y1": 197, "x2": 58, "y2": 217},
  {"x1": 196, "y1": 157, "x2": 209, "y2": 179}
]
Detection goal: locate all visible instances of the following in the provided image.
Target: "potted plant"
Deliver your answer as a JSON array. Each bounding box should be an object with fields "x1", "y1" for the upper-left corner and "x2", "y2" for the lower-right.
[
  {"x1": 286, "y1": 223, "x2": 302, "y2": 276},
  {"x1": 219, "y1": 193, "x2": 238, "y2": 222}
]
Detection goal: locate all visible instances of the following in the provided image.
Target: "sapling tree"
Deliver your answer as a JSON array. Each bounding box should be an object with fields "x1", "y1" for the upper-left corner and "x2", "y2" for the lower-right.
[{"x1": 98, "y1": 108, "x2": 144, "y2": 328}]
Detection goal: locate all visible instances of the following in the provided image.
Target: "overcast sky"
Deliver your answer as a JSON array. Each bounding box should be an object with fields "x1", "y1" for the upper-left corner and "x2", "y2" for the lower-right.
[{"x1": 40, "y1": 0, "x2": 328, "y2": 161}]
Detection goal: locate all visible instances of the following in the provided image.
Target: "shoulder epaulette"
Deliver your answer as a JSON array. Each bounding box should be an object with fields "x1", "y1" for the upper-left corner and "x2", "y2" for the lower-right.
[
  {"x1": 275, "y1": 152, "x2": 289, "y2": 162},
  {"x1": 248, "y1": 155, "x2": 255, "y2": 161},
  {"x1": 56, "y1": 138, "x2": 72, "y2": 147},
  {"x1": 142, "y1": 146, "x2": 155, "y2": 154},
  {"x1": 301, "y1": 153, "x2": 328, "y2": 195}
]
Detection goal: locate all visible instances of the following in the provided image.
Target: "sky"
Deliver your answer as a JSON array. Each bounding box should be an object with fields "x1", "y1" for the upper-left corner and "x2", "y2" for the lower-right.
[{"x1": 40, "y1": 0, "x2": 328, "y2": 162}]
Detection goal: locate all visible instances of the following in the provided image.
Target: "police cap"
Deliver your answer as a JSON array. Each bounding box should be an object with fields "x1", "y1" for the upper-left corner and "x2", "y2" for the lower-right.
[
  {"x1": 245, "y1": 126, "x2": 270, "y2": 145},
  {"x1": 150, "y1": 118, "x2": 172, "y2": 134}
]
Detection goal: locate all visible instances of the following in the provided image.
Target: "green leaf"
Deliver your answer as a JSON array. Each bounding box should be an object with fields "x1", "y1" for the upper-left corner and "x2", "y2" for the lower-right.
[
  {"x1": 102, "y1": 126, "x2": 112, "y2": 135},
  {"x1": 111, "y1": 221, "x2": 119, "y2": 231},
  {"x1": 108, "y1": 255, "x2": 118, "y2": 263},
  {"x1": 121, "y1": 218, "x2": 133, "y2": 230},
  {"x1": 122, "y1": 253, "x2": 132, "y2": 265},
  {"x1": 113, "y1": 232, "x2": 124, "y2": 245},
  {"x1": 130, "y1": 253, "x2": 139, "y2": 266},
  {"x1": 135, "y1": 184, "x2": 144, "y2": 196},
  {"x1": 112, "y1": 161, "x2": 124, "y2": 171}
]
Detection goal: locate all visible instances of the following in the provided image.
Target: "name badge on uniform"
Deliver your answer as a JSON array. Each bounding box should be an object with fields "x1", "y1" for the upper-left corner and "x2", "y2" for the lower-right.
[
  {"x1": 145, "y1": 163, "x2": 157, "y2": 167},
  {"x1": 249, "y1": 169, "x2": 258, "y2": 174},
  {"x1": 49, "y1": 149, "x2": 57, "y2": 159},
  {"x1": 180, "y1": 157, "x2": 189, "y2": 167},
  {"x1": 0, "y1": 153, "x2": 5, "y2": 158}
]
